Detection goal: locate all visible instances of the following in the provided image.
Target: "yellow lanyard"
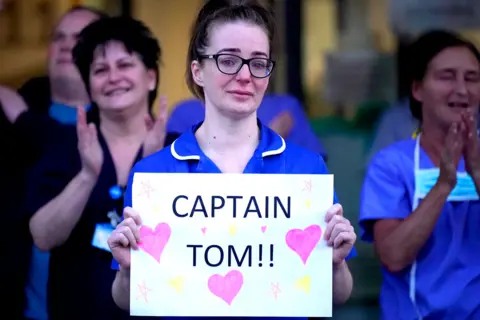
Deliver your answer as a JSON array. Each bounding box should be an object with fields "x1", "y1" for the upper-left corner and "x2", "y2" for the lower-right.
[{"x1": 412, "y1": 129, "x2": 420, "y2": 139}]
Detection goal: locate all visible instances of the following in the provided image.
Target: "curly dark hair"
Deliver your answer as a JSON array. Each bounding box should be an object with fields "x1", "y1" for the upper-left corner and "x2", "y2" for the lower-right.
[{"x1": 73, "y1": 16, "x2": 161, "y2": 111}]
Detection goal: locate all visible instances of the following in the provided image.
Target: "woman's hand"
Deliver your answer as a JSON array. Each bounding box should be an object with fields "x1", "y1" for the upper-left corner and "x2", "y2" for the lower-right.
[
  {"x1": 143, "y1": 95, "x2": 168, "y2": 158},
  {"x1": 324, "y1": 204, "x2": 356, "y2": 266},
  {"x1": 108, "y1": 207, "x2": 142, "y2": 270},
  {"x1": 438, "y1": 121, "x2": 465, "y2": 189},
  {"x1": 77, "y1": 108, "x2": 103, "y2": 179},
  {"x1": 462, "y1": 110, "x2": 480, "y2": 178}
]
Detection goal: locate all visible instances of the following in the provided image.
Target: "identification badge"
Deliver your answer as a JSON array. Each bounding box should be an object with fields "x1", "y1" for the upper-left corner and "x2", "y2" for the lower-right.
[{"x1": 91, "y1": 223, "x2": 115, "y2": 252}]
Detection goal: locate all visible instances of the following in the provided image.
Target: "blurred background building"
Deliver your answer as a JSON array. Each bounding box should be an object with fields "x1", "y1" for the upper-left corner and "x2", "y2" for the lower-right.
[{"x1": 2, "y1": 0, "x2": 480, "y2": 318}]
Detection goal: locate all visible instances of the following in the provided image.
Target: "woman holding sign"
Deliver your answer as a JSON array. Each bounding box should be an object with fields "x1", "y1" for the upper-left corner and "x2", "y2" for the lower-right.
[
  {"x1": 359, "y1": 30, "x2": 480, "y2": 319},
  {"x1": 109, "y1": 0, "x2": 357, "y2": 316}
]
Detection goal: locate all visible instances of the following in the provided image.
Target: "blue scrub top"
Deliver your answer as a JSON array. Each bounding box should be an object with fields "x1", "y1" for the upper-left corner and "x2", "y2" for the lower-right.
[
  {"x1": 112, "y1": 121, "x2": 356, "y2": 320},
  {"x1": 24, "y1": 102, "x2": 91, "y2": 320},
  {"x1": 359, "y1": 139, "x2": 480, "y2": 320},
  {"x1": 48, "y1": 102, "x2": 92, "y2": 125}
]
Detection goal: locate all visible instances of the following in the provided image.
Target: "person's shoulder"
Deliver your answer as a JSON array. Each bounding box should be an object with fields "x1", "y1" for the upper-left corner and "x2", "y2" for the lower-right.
[
  {"x1": 133, "y1": 147, "x2": 174, "y2": 173},
  {"x1": 132, "y1": 138, "x2": 188, "y2": 174},
  {"x1": 18, "y1": 76, "x2": 51, "y2": 113},
  {"x1": 282, "y1": 140, "x2": 329, "y2": 174},
  {"x1": 260, "y1": 124, "x2": 325, "y2": 173},
  {"x1": 165, "y1": 131, "x2": 181, "y2": 146},
  {"x1": 371, "y1": 139, "x2": 415, "y2": 163},
  {"x1": 368, "y1": 138, "x2": 415, "y2": 175},
  {"x1": 18, "y1": 76, "x2": 50, "y2": 94}
]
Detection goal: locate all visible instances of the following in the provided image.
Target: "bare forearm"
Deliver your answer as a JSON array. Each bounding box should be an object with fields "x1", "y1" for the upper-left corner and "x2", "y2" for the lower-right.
[
  {"x1": 29, "y1": 170, "x2": 97, "y2": 250},
  {"x1": 112, "y1": 269, "x2": 131, "y2": 311},
  {"x1": 376, "y1": 183, "x2": 450, "y2": 272},
  {"x1": 0, "y1": 86, "x2": 28, "y2": 123},
  {"x1": 332, "y1": 260, "x2": 353, "y2": 304}
]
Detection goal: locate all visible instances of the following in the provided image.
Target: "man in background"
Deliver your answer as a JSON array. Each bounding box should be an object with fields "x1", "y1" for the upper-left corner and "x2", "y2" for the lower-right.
[
  {"x1": 0, "y1": 6, "x2": 106, "y2": 319},
  {"x1": 21, "y1": 7, "x2": 108, "y2": 320}
]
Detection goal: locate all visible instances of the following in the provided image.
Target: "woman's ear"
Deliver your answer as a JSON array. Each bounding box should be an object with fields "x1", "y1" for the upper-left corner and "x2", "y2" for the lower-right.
[
  {"x1": 147, "y1": 70, "x2": 157, "y2": 91},
  {"x1": 191, "y1": 60, "x2": 204, "y2": 87},
  {"x1": 411, "y1": 80, "x2": 423, "y2": 103}
]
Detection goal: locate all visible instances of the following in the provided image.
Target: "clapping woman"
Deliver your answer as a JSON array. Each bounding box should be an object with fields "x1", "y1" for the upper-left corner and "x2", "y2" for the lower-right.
[{"x1": 25, "y1": 16, "x2": 179, "y2": 319}]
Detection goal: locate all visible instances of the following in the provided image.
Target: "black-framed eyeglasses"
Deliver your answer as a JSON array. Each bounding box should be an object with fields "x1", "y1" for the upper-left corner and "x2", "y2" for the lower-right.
[{"x1": 198, "y1": 54, "x2": 275, "y2": 79}]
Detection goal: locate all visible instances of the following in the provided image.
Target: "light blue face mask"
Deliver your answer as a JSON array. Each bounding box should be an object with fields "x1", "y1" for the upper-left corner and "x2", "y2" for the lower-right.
[
  {"x1": 413, "y1": 133, "x2": 479, "y2": 202},
  {"x1": 415, "y1": 168, "x2": 479, "y2": 201}
]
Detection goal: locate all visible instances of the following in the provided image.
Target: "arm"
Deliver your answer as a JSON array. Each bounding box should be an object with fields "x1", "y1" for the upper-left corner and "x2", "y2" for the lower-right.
[
  {"x1": 317, "y1": 157, "x2": 355, "y2": 304},
  {"x1": 332, "y1": 260, "x2": 353, "y2": 304},
  {"x1": 111, "y1": 169, "x2": 136, "y2": 310},
  {"x1": 29, "y1": 169, "x2": 98, "y2": 251},
  {"x1": 112, "y1": 268, "x2": 131, "y2": 310},
  {"x1": 373, "y1": 183, "x2": 449, "y2": 272},
  {"x1": 30, "y1": 109, "x2": 103, "y2": 251},
  {"x1": 0, "y1": 86, "x2": 28, "y2": 123},
  {"x1": 359, "y1": 150, "x2": 448, "y2": 273}
]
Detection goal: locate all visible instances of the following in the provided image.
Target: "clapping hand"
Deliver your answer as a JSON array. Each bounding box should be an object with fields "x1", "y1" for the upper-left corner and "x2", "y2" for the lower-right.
[
  {"x1": 77, "y1": 108, "x2": 103, "y2": 179},
  {"x1": 438, "y1": 121, "x2": 466, "y2": 189},
  {"x1": 461, "y1": 110, "x2": 480, "y2": 178},
  {"x1": 142, "y1": 95, "x2": 168, "y2": 158}
]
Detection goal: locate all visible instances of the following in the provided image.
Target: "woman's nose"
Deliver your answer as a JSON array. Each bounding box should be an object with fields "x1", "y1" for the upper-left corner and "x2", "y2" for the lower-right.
[
  {"x1": 235, "y1": 63, "x2": 252, "y2": 81},
  {"x1": 454, "y1": 79, "x2": 468, "y2": 95}
]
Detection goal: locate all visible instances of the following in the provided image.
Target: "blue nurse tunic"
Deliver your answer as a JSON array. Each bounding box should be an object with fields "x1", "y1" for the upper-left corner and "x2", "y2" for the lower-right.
[
  {"x1": 112, "y1": 121, "x2": 357, "y2": 320},
  {"x1": 360, "y1": 139, "x2": 480, "y2": 319}
]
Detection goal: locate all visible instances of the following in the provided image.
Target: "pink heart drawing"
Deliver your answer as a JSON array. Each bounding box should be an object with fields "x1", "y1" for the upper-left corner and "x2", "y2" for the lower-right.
[
  {"x1": 138, "y1": 223, "x2": 171, "y2": 263},
  {"x1": 201, "y1": 227, "x2": 207, "y2": 235},
  {"x1": 261, "y1": 225, "x2": 267, "y2": 233},
  {"x1": 208, "y1": 270, "x2": 243, "y2": 305},
  {"x1": 285, "y1": 224, "x2": 322, "y2": 265}
]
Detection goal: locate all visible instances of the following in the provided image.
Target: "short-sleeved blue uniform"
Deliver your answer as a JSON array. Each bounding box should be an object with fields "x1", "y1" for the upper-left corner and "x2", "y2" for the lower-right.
[
  {"x1": 359, "y1": 139, "x2": 480, "y2": 319},
  {"x1": 112, "y1": 121, "x2": 356, "y2": 320},
  {"x1": 23, "y1": 122, "x2": 180, "y2": 320}
]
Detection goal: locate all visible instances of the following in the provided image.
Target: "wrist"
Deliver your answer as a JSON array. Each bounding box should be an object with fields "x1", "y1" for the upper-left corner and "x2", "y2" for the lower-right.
[
  {"x1": 333, "y1": 259, "x2": 347, "y2": 271},
  {"x1": 78, "y1": 168, "x2": 99, "y2": 184},
  {"x1": 433, "y1": 181, "x2": 453, "y2": 195},
  {"x1": 119, "y1": 266, "x2": 131, "y2": 281}
]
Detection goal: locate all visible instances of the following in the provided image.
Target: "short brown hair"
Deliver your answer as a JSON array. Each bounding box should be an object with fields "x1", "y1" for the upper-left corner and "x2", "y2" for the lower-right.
[
  {"x1": 407, "y1": 30, "x2": 480, "y2": 121},
  {"x1": 186, "y1": 0, "x2": 276, "y2": 100}
]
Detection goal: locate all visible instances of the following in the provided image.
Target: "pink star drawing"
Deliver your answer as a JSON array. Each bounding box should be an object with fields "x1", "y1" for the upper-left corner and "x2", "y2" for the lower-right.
[
  {"x1": 137, "y1": 180, "x2": 155, "y2": 199},
  {"x1": 136, "y1": 281, "x2": 152, "y2": 303},
  {"x1": 302, "y1": 180, "x2": 312, "y2": 192},
  {"x1": 269, "y1": 282, "x2": 281, "y2": 300}
]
